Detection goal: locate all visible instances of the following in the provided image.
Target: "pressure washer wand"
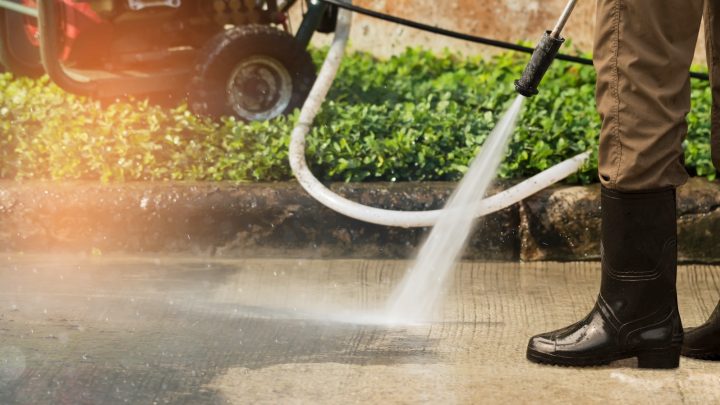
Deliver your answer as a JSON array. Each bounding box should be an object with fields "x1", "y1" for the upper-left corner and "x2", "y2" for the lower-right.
[{"x1": 515, "y1": 0, "x2": 578, "y2": 97}]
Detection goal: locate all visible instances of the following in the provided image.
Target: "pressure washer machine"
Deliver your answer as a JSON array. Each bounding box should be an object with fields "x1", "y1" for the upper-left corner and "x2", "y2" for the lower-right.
[{"x1": 0, "y1": 0, "x2": 338, "y2": 121}]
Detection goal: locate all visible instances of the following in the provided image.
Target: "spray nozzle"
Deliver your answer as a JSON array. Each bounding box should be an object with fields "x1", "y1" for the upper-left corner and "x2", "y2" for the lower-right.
[
  {"x1": 515, "y1": 0, "x2": 577, "y2": 97},
  {"x1": 514, "y1": 32, "x2": 565, "y2": 97}
]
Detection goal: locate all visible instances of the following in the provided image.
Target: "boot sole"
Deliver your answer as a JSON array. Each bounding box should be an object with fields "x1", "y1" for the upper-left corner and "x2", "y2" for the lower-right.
[{"x1": 527, "y1": 346, "x2": 681, "y2": 369}]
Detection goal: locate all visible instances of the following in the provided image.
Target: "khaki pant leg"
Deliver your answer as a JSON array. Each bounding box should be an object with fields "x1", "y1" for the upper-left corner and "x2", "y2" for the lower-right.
[
  {"x1": 707, "y1": 0, "x2": 720, "y2": 172},
  {"x1": 594, "y1": 0, "x2": 704, "y2": 191}
]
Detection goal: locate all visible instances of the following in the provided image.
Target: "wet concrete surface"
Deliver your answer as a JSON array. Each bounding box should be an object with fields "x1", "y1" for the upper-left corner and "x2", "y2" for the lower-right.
[{"x1": 2, "y1": 255, "x2": 720, "y2": 404}]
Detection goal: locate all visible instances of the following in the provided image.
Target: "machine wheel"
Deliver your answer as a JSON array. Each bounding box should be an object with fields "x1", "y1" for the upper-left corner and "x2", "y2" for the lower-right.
[
  {"x1": 188, "y1": 24, "x2": 316, "y2": 121},
  {"x1": 0, "y1": 1, "x2": 44, "y2": 78}
]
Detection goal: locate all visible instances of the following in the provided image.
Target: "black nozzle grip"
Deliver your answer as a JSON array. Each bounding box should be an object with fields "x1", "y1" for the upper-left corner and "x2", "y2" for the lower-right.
[{"x1": 515, "y1": 31, "x2": 565, "y2": 97}]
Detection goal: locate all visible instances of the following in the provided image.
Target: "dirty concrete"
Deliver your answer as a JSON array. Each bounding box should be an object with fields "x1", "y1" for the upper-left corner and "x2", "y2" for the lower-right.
[
  {"x1": 1, "y1": 255, "x2": 720, "y2": 404},
  {"x1": 291, "y1": 0, "x2": 708, "y2": 65},
  {"x1": 2, "y1": 179, "x2": 720, "y2": 261}
]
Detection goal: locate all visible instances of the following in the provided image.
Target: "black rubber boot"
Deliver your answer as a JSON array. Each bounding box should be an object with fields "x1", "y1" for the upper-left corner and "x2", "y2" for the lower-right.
[
  {"x1": 526, "y1": 186, "x2": 683, "y2": 368},
  {"x1": 682, "y1": 302, "x2": 720, "y2": 360}
]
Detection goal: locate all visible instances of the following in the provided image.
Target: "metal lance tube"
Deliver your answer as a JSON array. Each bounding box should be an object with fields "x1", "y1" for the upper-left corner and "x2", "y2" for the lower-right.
[
  {"x1": 551, "y1": 0, "x2": 578, "y2": 38},
  {"x1": 515, "y1": 0, "x2": 577, "y2": 97}
]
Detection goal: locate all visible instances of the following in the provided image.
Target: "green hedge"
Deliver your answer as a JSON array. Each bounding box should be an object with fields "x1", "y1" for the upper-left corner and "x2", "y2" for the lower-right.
[{"x1": 0, "y1": 48, "x2": 714, "y2": 183}]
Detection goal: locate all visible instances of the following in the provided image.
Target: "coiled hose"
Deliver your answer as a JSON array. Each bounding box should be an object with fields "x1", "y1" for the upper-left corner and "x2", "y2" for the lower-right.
[{"x1": 288, "y1": 3, "x2": 590, "y2": 228}]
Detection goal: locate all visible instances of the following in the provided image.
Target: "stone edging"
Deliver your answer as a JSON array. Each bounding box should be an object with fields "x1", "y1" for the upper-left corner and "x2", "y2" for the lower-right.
[{"x1": 1, "y1": 178, "x2": 718, "y2": 262}]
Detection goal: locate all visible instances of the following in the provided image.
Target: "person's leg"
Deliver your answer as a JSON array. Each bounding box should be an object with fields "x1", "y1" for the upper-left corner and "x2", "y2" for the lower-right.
[
  {"x1": 527, "y1": 0, "x2": 704, "y2": 368},
  {"x1": 596, "y1": 0, "x2": 703, "y2": 190},
  {"x1": 707, "y1": 0, "x2": 720, "y2": 173},
  {"x1": 682, "y1": 0, "x2": 720, "y2": 360}
]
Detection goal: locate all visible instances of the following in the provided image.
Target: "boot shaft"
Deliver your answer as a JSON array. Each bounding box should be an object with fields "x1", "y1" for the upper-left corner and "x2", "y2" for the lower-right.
[
  {"x1": 600, "y1": 187, "x2": 679, "y2": 324},
  {"x1": 601, "y1": 187, "x2": 677, "y2": 274}
]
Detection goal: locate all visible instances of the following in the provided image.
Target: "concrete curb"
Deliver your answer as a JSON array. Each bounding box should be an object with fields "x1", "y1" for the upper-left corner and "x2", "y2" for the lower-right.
[{"x1": 1, "y1": 178, "x2": 719, "y2": 261}]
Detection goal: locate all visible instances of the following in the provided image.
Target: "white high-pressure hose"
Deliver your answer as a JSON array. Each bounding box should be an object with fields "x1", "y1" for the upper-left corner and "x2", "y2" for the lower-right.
[{"x1": 289, "y1": 3, "x2": 590, "y2": 228}]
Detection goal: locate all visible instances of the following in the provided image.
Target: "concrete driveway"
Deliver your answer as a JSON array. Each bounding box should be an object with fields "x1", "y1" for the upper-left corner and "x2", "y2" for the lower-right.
[{"x1": 1, "y1": 255, "x2": 720, "y2": 404}]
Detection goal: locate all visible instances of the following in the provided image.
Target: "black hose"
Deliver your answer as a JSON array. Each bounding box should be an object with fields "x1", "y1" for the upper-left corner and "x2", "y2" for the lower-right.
[{"x1": 319, "y1": 0, "x2": 710, "y2": 81}]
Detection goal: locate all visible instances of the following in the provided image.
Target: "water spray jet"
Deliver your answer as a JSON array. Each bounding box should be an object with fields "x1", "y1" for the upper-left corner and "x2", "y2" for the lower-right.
[{"x1": 287, "y1": 0, "x2": 586, "y2": 324}]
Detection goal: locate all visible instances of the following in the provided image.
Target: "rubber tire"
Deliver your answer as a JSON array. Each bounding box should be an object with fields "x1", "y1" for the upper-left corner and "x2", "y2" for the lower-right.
[
  {"x1": 188, "y1": 24, "x2": 316, "y2": 121},
  {"x1": 0, "y1": 3, "x2": 44, "y2": 78}
]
